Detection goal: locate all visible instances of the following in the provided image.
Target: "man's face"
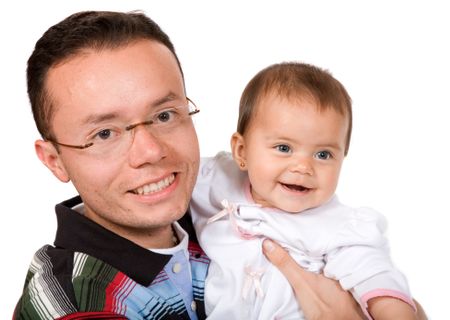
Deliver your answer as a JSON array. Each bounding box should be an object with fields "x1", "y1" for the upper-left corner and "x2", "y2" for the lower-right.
[{"x1": 41, "y1": 40, "x2": 199, "y2": 246}]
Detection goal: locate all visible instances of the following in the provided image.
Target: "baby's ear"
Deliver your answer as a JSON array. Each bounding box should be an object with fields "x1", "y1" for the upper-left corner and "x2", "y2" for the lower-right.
[
  {"x1": 230, "y1": 132, "x2": 247, "y2": 170},
  {"x1": 35, "y1": 139, "x2": 70, "y2": 182}
]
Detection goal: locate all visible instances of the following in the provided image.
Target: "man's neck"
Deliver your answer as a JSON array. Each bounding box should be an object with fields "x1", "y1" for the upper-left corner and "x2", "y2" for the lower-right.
[{"x1": 81, "y1": 207, "x2": 177, "y2": 249}]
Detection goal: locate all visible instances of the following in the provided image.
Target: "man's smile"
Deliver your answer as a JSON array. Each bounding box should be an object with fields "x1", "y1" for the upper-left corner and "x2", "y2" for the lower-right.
[{"x1": 131, "y1": 173, "x2": 176, "y2": 195}]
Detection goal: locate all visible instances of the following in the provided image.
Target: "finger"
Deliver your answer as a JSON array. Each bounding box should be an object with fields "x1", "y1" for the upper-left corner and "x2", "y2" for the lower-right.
[
  {"x1": 262, "y1": 239, "x2": 310, "y2": 292},
  {"x1": 413, "y1": 299, "x2": 428, "y2": 320}
]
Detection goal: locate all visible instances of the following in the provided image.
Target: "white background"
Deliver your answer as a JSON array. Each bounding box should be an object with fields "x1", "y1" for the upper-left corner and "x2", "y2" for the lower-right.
[{"x1": 1, "y1": 1, "x2": 449, "y2": 318}]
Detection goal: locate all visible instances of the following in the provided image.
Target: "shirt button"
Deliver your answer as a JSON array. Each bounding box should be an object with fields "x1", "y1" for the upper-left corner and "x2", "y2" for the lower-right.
[
  {"x1": 191, "y1": 301, "x2": 197, "y2": 311},
  {"x1": 172, "y1": 262, "x2": 182, "y2": 273}
]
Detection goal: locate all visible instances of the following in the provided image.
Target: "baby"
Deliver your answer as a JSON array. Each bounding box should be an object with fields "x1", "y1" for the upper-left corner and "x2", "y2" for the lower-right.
[{"x1": 191, "y1": 62, "x2": 417, "y2": 319}]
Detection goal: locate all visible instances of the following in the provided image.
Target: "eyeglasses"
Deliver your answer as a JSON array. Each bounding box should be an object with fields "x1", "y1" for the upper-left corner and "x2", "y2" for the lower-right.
[{"x1": 47, "y1": 97, "x2": 199, "y2": 157}]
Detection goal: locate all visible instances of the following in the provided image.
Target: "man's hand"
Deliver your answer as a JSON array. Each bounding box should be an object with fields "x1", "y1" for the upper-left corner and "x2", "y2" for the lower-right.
[
  {"x1": 262, "y1": 239, "x2": 365, "y2": 320},
  {"x1": 263, "y1": 239, "x2": 428, "y2": 320}
]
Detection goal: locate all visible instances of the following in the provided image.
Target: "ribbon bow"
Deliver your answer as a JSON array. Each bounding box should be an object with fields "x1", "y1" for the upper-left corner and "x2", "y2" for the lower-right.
[
  {"x1": 207, "y1": 199, "x2": 263, "y2": 240},
  {"x1": 242, "y1": 265, "x2": 265, "y2": 299},
  {"x1": 207, "y1": 199, "x2": 237, "y2": 224}
]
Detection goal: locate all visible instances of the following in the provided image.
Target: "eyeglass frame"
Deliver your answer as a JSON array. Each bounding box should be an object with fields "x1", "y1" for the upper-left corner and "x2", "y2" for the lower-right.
[{"x1": 45, "y1": 97, "x2": 200, "y2": 150}]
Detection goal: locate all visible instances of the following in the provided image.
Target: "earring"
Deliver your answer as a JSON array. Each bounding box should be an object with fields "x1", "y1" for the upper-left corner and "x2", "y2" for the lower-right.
[{"x1": 239, "y1": 162, "x2": 245, "y2": 168}]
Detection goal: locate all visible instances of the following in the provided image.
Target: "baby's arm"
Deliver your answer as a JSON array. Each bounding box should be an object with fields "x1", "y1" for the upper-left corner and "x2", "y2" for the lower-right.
[
  {"x1": 263, "y1": 239, "x2": 427, "y2": 320},
  {"x1": 368, "y1": 296, "x2": 417, "y2": 319},
  {"x1": 323, "y1": 207, "x2": 417, "y2": 319}
]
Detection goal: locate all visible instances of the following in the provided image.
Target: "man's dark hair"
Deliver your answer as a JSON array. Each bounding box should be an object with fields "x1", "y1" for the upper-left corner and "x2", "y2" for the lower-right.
[{"x1": 27, "y1": 10, "x2": 183, "y2": 140}]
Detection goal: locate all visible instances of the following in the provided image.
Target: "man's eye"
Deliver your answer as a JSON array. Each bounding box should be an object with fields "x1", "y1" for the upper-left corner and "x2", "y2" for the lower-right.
[
  {"x1": 156, "y1": 110, "x2": 175, "y2": 123},
  {"x1": 96, "y1": 129, "x2": 112, "y2": 140},
  {"x1": 91, "y1": 128, "x2": 121, "y2": 143},
  {"x1": 276, "y1": 144, "x2": 291, "y2": 153},
  {"x1": 315, "y1": 151, "x2": 332, "y2": 160}
]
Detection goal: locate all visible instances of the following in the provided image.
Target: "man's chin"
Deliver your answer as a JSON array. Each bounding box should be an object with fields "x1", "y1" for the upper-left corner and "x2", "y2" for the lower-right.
[{"x1": 135, "y1": 203, "x2": 187, "y2": 225}]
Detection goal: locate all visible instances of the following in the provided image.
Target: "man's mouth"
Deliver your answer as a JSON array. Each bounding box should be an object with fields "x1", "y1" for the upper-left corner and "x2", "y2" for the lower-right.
[
  {"x1": 282, "y1": 183, "x2": 311, "y2": 192},
  {"x1": 131, "y1": 174, "x2": 175, "y2": 195}
]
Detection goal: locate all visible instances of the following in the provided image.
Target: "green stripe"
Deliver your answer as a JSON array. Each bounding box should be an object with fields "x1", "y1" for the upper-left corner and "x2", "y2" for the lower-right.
[{"x1": 72, "y1": 255, "x2": 119, "y2": 311}]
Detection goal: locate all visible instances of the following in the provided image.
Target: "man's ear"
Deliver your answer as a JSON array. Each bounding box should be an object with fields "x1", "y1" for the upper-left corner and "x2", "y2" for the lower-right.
[
  {"x1": 35, "y1": 140, "x2": 70, "y2": 182},
  {"x1": 230, "y1": 132, "x2": 247, "y2": 171}
]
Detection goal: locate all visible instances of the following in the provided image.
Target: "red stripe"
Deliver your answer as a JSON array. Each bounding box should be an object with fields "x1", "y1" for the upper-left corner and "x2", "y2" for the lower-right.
[
  {"x1": 104, "y1": 272, "x2": 128, "y2": 313},
  {"x1": 56, "y1": 311, "x2": 127, "y2": 319},
  {"x1": 188, "y1": 241, "x2": 210, "y2": 264}
]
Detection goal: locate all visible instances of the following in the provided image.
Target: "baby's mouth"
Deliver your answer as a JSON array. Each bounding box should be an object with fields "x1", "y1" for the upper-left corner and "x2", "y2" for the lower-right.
[{"x1": 282, "y1": 183, "x2": 311, "y2": 192}]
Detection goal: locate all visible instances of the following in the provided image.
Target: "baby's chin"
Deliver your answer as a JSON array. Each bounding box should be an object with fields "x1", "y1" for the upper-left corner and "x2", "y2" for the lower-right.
[
  {"x1": 258, "y1": 202, "x2": 314, "y2": 214},
  {"x1": 273, "y1": 198, "x2": 328, "y2": 214},
  {"x1": 281, "y1": 204, "x2": 315, "y2": 214}
]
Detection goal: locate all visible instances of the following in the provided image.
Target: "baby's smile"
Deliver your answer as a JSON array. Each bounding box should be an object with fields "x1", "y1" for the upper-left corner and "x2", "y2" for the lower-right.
[{"x1": 282, "y1": 183, "x2": 311, "y2": 192}]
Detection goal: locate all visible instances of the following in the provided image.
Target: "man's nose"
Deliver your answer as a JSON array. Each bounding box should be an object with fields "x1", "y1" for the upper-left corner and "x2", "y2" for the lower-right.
[{"x1": 127, "y1": 125, "x2": 166, "y2": 168}]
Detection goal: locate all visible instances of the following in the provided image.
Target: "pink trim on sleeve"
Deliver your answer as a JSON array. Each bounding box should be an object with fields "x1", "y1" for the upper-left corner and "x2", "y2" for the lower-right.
[{"x1": 360, "y1": 289, "x2": 417, "y2": 319}]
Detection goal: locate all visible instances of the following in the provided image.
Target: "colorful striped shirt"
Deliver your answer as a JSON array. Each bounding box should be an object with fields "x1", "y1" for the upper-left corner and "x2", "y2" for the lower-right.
[{"x1": 13, "y1": 196, "x2": 210, "y2": 319}]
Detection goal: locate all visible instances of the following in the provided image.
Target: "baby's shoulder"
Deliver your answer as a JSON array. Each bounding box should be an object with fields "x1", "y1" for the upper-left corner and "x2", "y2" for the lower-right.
[
  {"x1": 199, "y1": 151, "x2": 244, "y2": 183},
  {"x1": 200, "y1": 151, "x2": 235, "y2": 174},
  {"x1": 318, "y1": 197, "x2": 386, "y2": 224},
  {"x1": 319, "y1": 199, "x2": 388, "y2": 249}
]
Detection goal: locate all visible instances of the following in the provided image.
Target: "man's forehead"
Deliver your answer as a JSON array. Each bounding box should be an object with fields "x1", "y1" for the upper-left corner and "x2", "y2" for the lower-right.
[
  {"x1": 46, "y1": 39, "x2": 180, "y2": 81},
  {"x1": 77, "y1": 92, "x2": 185, "y2": 126},
  {"x1": 45, "y1": 42, "x2": 186, "y2": 133}
]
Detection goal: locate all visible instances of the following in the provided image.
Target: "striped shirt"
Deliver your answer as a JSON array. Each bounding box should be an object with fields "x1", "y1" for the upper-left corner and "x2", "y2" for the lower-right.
[{"x1": 13, "y1": 196, "x2": 210, "y2": 319}]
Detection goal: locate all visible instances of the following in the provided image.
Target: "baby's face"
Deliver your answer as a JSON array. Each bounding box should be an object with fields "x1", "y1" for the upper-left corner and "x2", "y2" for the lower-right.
[{"x1": 237, "y1": 93, "x2": 349, "y2": 213}]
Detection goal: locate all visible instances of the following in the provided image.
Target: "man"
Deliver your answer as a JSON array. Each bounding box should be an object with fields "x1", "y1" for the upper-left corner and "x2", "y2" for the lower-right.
[
  {"x1": 14, "y1": 10, "x2": 425, "y2": 320},
  {"x1": 15, "y1": 11, "x2": 208, "y2": 320}
]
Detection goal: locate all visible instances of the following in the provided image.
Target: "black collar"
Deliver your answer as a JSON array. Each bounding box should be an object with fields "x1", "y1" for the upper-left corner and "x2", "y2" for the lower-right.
[{"x1": 53, "y1": 196, "x2": 193, "y2": 287}]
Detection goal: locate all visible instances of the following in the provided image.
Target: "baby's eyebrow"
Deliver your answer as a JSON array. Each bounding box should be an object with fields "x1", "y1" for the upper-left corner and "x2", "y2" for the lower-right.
[{"x1": 316, "y1": 142, "x2": 342, "y2": 151}]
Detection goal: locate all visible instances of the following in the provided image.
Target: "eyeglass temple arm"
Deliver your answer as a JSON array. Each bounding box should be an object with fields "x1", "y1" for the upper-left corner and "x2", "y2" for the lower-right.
[{"x1": 46, "y1": 138, "x2": 94, "y2": 149}]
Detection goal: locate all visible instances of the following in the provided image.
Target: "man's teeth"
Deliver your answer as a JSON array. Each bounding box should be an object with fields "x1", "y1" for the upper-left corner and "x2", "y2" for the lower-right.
[{"x1": 134, "y1": 174, "x2": 175, "y2": 195}]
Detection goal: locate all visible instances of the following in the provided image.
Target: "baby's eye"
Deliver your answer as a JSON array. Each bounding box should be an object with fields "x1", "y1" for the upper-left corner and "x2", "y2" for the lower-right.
[
  {"x1": 315, "y1": 150, "x2": 332, "y2": 160},
  {"x1": 276, "y1": 144, "x2": 291, "y2": 153}
]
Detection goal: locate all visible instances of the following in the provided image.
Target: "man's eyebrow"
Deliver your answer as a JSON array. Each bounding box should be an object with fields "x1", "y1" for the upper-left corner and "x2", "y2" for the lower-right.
[
  {"x1": 81, "y1": 112, "x2": 121, "y2": 126},
  {"x1": 80, "y1": 92, "x2": 183, "y2": 125},
  {"x1": 150, "y1": 92, "x2": 182, "y2": 107}
]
